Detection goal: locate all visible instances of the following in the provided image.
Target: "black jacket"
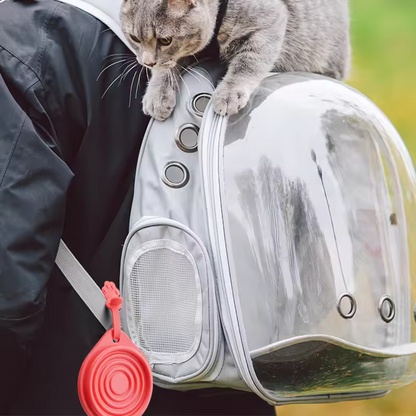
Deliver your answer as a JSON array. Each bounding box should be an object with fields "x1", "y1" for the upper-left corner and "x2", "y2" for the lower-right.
[{"x1": 0, "y1": 0, "x2": 273, "y2": 414}]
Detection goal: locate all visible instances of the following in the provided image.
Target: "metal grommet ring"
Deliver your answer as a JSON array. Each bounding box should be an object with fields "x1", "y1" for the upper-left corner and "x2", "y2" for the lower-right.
[
  {"x1": 190, "y1": 93, "x2": 212, "y2": 117},
  {"x1": 337, "y1": 293, "x2": 357, "y2": 319},
  {"x1": 175, "y1": 123, "x2": 199, "y2": 153},
  {"x1": 379, "y1": 295, "x2": 396, "y2": 323},
  {"x1": 162, "y1": 162, "x2": 190, "y2": 189}
]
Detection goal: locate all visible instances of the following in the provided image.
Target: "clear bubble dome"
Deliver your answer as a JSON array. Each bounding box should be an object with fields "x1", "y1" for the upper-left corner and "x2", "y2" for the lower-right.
[{"x1": 214, "y1": 72, "x2": 416, "y2": 400}]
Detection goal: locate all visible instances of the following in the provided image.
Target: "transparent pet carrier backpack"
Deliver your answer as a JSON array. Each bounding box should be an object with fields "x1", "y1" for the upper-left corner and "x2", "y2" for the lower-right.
[{"x1": 58, "y1": 61, "x2": 416, "y2": 408}]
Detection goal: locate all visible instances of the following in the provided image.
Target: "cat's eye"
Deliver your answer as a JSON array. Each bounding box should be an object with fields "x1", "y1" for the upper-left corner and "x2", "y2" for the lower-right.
[
  {"x1": 158, "y1": 37, "x2": 172, "y2": 46},
  {"x1": 130, "y1": 34, "x2": 140, "y2": 43}
]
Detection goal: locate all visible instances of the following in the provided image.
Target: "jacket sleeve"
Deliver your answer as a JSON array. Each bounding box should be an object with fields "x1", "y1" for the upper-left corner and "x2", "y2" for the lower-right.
[{"x1": 0, "y1": 71, "x2": 74, "y2": 409}]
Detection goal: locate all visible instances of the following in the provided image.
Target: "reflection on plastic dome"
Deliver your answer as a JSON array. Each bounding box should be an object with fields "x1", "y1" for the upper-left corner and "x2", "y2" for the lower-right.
[{"x1": 220, "y1": 73, "x2": 416, "y2": 400}]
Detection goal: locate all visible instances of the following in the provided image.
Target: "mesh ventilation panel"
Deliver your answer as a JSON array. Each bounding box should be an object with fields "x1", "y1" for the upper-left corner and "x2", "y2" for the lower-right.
[{"x1": 127, "y1": 244, "x2": 202, "y2": 363}]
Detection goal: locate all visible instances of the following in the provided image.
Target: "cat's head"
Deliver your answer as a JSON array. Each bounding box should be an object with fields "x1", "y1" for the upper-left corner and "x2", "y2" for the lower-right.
[{"x1": 120, "y1": 0, "x2": 217, "y2": 70}]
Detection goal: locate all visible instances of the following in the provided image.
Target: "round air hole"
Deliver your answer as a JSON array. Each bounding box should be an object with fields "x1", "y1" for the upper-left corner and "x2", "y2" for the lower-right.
[
  {"x1": 175, "y1": 124, "x2": 199, "y2": 153},
  {"x1": 337, "y1": 293, "x2": 357, "y2": 319},
  {"x1": 162, "y1": 162, "x2": 190, "y2": 189},
  {"x1": 190, "y1": 93, "x2": 212, "y2": 117},
  {"x1": 379, "y1": 296, "x2": 396, "y2": 323}
]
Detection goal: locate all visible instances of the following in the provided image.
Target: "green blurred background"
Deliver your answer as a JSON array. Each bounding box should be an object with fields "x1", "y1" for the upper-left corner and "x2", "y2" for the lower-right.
[
  {"x1": 279, "y1": 1, "x2": 416, "y2": 415},
  {"x1": 348, "y1": 0, "x2": 416, "y2": 153}
]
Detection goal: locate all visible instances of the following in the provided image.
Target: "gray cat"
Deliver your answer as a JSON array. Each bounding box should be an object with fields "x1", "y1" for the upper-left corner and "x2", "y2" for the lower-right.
[{"x1": 120, "y1": 0, "x2": 350, "y2": 121}]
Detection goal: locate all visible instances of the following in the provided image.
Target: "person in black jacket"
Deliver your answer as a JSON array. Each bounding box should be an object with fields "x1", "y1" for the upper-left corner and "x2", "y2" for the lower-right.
[{"x1": 0, "y1": 0, "x2": 274, "y2": 414}]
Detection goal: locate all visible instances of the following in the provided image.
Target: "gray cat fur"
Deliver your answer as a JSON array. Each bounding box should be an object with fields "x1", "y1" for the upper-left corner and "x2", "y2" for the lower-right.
[{"x1": 120, "y1": 0, "x2": 350, "y2": 120}]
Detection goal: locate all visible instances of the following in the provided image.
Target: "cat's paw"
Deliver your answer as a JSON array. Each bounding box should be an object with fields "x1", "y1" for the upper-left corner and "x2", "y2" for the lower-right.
[
  {"x1": 212, "y1": 85, "x2": 251, "y2": 117},
  {"x1": 142, "y1": 84, "x2": 177, "y2": 121}
]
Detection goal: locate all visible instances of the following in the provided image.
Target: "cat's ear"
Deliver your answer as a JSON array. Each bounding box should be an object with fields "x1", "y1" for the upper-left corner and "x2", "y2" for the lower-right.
[{"x1": 168, "y1": 0, "x2": 197, "y2": 8}]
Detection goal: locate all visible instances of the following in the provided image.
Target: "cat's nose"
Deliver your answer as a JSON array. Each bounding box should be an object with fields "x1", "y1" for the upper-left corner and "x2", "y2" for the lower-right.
[{"x1": 144, "y1": 61, "x2": 156, "y2": 68}]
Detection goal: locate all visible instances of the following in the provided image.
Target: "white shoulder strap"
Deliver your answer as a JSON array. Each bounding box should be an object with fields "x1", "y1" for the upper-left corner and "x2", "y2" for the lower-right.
[{"x1": 55, "y1": 240, "x2": 112, "y2": 330}]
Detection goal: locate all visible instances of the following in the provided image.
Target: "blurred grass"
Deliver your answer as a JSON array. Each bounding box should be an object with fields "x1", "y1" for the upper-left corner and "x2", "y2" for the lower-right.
[
  {"x1": 348, "y1": 0, "x2": 416, "y2": 155},
  {"x1": 278, "y1": 1, "x2": 416, "y2": 415}
]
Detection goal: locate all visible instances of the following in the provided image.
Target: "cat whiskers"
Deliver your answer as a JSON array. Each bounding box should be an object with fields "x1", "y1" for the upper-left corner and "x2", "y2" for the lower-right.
[
  {"x1": 177, "y1": 64, "x2": 201, "y2": 85},
  {"x1": 101, "y1": 61, "x2": 138, "y2": 99},
  {"x1": 101, "y1": 72, "x2": 126, "y2": 99},
  {"x1": 167, "y1": 69, "x2": 178, "y2": 91},
  {"x1": 102, "y1": 57, "x2": 135, "y2": 67},
  {"x1": 97, "y1": 59, "x2": 129, "y2": 81},
  {"x1": 177, "y1": 64, "x2": 215, "y2": 91},
  {"x1": 174, "y1": 67, "x2": 191, "y2": 97},
  {"x1": 101, "y1": 53, "x2": 135, "y2": 62},
  {"x1": 186, "y1": 66, "x2": 215, "y2": 90},
  {"x1": 129, "y1": 70, "x2": 138, "y2": 108},
  {"x1": 173, "y1": 71, "x2": 180, "y2": 91},
  {"x1": 179, "y1": 74, "x2": 191, "y2": 97},
  {"x1": 118, "y1": 61, "x2": 138, "y2": 87},
  {"x1": 135, "y1": 67, "x2": 145, "y2": 99}
]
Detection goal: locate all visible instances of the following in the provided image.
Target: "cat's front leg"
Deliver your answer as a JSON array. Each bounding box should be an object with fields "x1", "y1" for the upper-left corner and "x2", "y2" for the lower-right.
[
  {"x1": 213, "y1": 23, "x2": 287, "y2": 117},
  {"x1": 142, "y1": 68, "x2": 180, "y2": 121}
]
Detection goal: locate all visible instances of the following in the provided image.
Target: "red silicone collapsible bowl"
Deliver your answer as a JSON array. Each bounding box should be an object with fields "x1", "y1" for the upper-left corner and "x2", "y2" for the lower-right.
[{"x1": 78, "y1": 329, "x2": 153, "y2": 416}]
